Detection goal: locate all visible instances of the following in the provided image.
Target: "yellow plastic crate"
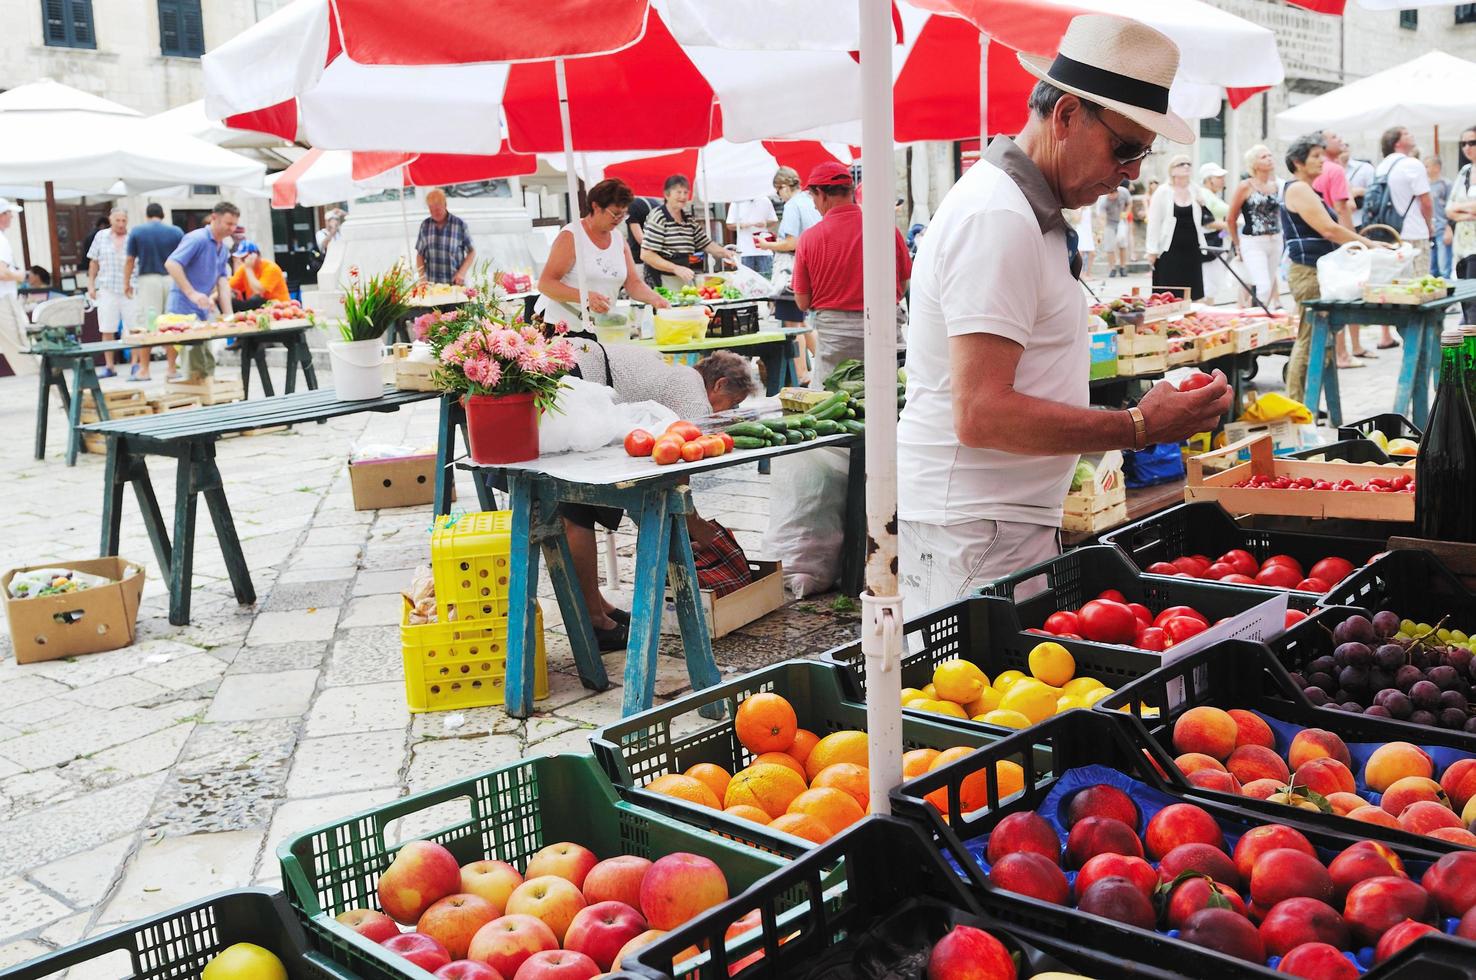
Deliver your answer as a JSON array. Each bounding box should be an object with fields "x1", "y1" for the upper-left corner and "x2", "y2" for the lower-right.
[
  {"x1": 401, "y1": 598, "x2": 547, "y2": 712},
  {"x1": 430, "y1": 511, "x2": 514, "y2": 621}
]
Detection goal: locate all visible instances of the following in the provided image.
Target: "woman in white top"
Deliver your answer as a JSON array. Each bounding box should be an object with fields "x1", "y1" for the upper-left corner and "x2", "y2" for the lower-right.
[
  {"x1": 757, "y1": 166, "x2": 823, "y2": 382},
  {"x1": 1146, "y1": 154, "x2": 1207, "y2": 300},
  {"x1": 1447, "y1": 124, "x2": 1476, "y2": 324},
  {"x1": 536, "y1": 178, "x2": 669, "y2": 325},
  {"x1": 1227, "y1": 144, "x2": 1285, "y2": 311}
]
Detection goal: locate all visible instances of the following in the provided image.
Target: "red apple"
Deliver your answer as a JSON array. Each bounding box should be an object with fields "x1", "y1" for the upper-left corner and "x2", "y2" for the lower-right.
[
  {"x1": 505, "y1": 876, "x2": 586, "y2": 944},
  {"x1": 524, "y1": 842, "x2": 598, "y2": 890},
  {"x1": 467, "y1": 915, "x2": 558, "y2": 978},
  {"x1": 562, "y1": 901, "x2": 648, "y2": 971},
  {"x1": 419, "y1": 894, "x2": 500, "y2": 961},
  {"x1": 509, "y1": 949, "x2": 599, "y2": 979},
  {"x1": 382, "y1": 932, "x2": 451, "y2": 973},
  {"x1": 336, "y1": 908, "x2": 400, "y2": 944},
  {"x1": 461, "y1": 860, "x2": 524, "y2": 915},
  {"x1": 579, "y1": 855, "x2": 651, "y2": 910},
  {"x1": 927, "y1": 924, "x2": 1016, "y2": 980},
  {"x1": 379, "y1": 840, "x2": 463, "y2": 924},
  {"x1": 436, "y1": 962, "x2": 504, "y2": 980},
  {"x1": 639, "y1": 853, "x2": 729, "y2": 931}
]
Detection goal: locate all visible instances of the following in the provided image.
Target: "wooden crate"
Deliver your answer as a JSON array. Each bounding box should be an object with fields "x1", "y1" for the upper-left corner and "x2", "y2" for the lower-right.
[
  {"x1": 1186, "y1": 434, "x2": 1415, "y2": 521},
  {"x1": 393, "y1": 360, "x2": 439, "y2": 392},
  {"x1": 1062, "y1": 484, "x2": 1128, "y2": 534},
  {"x1": 166, "y1": 376, "x2": 245, "y2": 406},
  {"x1": 1196, "y1": 327, "x2": 1237, "y2": 362},
  {"x1": 81, "y1": 388, "x2": 146, "y2": 409},
  {"x1": 661, "y1": 560, "x2": 785, "y2": 640},
  {"x1": 1141, "y1": 286, "x2": 1191, "y2": 322},
  {"x1": 1166, "y1": 336, "x2": 1200, "y2": 366},
  {"x1": 80, "y1": 403, "x2": 154, "y2": 454},
  {"x1": 147, "y1": 392, "x2": 202, "y2": 414},
  {"x1": 1117, "y1": 350, "x2": 1168, "y2": 376},
  {"x1": 1113, "y1": 323, "x2": 1167, "y2": 356},
  {"x1": 1231, "y1": 321, "x2": 1268, "y2": 353}
]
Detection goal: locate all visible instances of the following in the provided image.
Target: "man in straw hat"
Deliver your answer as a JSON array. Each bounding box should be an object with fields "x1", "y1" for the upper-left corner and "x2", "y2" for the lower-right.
[{"x1": 896, "y1": 15, "x2": 1231, "y2": 611}]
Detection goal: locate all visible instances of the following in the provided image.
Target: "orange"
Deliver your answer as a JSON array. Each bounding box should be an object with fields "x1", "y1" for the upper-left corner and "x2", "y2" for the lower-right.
[
  {"x1": 683, "y1": 763, "x2": 732, "y2": 802},
  {"x1": 735, "y1": 693, "x2": 798, "y2": 754},
  {"x1": 787, "y1": 729, "x2": 820, "y2": 768},
  {"x1": 996, "y1": 759, "x2": 1025, "y2": 799},
  {"x1": 922, "y1": 746, "x2": 991, "y2": 815},
  {"x1": 723, "y1": 804, "x2": 773, "y2": 825},
  {"x1": 788, "y1": 787, "x2": 865, "y2": 836},
  {"x1": 753, "y1": 751, "x2": 807, "y2": 781},
  {"x1": 768, "y1": 812, "x2": 831, "y2": 844},
  {"x1": 804, "y1": 730, "x2": 868, "y2": 782},
  {"x1": 646, "y1": 773, "x2": 721, "y2": 809},
  {"x1": 724, "y1": 763, "x2": 807, "y2": 819},
  {"x1": 902, "y1": 748, "x2": 939, "y2": 780},
  {"x1": 811, "y1": 763, "x2": 869, "y2": 811}
]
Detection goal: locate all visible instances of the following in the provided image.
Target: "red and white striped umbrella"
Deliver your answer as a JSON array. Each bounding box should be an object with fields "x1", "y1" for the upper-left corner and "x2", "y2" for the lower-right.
[
  {"x1": 269, "y1": 145, "x2": 536, "y2": 209},
  {"x1": 1286, "y1": 0, "x2": 1461, "y2": 12}
]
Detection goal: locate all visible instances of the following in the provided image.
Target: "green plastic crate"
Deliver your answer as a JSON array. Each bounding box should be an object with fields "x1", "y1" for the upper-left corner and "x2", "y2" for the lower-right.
[
  {"x1": 278, "y1": 753, "x2": 787, "y2": 980},
  {"x1": 592, "y1": 659, "x2": 1020, "y2": 857}
]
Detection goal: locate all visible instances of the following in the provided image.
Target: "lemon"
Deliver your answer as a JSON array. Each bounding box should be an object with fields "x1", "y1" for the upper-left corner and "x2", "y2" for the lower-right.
[
  {"x1": 203, "y1": 944, "x2": 287, "y2": 980},
  {"x1": 900, "y1": 687, "x2": 924, "y2": 704},
  {"x1": 920, "y1": 683, "x2": 939, "y2": 700},
  {"x1": 1062, "y1": 676, "x2": 1107, "y2": 697},
  {"x1": 1082, "y1": 686, "x2": 1116, "y2": 707},
  {"x1": 1056, "y1": 694, "x2": 1086, "y2": 713},
  {"x1": 963, "y1": 687, "x2": 1003, "y2": 717},
  {"x1": 980, "y1": 709, "x2": 1033, "y2": 729},
  {"x1": 933, "y1": 660, "x2": 989, "y2": 704},
  {"x1": 1000, "y1": 679, "x2": 1057, "y2": 724},
  {"x1": 930, "y1": 700, "x2": 969, "y2": 720},
  {"x1": 1028, "y1": 642, "x2": 1075, "y2": 687},
  {"x1": 993, "y1": 669, "x2": 1027, "y2": 693}
]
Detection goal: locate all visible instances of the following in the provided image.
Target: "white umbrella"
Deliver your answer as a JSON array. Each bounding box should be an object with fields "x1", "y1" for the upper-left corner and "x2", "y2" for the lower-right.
[
  {"x1": 1275, "y1": 50, "x2": 1476, "y2": 142},
  {"x1": 147, "y1": 99, "x2": 291, "y2": 151}
]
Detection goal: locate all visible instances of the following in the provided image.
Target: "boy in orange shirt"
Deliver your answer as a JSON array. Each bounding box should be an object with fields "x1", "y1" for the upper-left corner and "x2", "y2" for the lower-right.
[{"x1": 229, "y1": 241, "x2": 288, "y2": 309}]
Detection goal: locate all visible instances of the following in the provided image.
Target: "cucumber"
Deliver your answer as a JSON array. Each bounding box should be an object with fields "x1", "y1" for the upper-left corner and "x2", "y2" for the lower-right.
[
  {"x1": 799, "y1": 427, "x2": 818, "y2": 440},
  {"x1": 809, "y1": 391, "x2": 847, "y2": 416},
  {"x1": 845, "y1": 408, "x2": 856, "y2": 418},
  {"x1": 842, "y1": 419, "x2": 866, "y2": 435},
  {"x1": 784, "y1": 430, "x2": 804, "y2": 444},
  {"x1": 731, "y1": 436, "x2": 768, "y2": 450},
  {"x1": 759, "y1": 417, "x2": 790, "y2": 431},
  {"x1": 812, "y1": 419, "x2": 840, "y2": 436},
  {"x1": 726, "y1": 422, "x2": 770, "y2": 439},
  {"x1": 813, "y1": 400, "x2": 848, "y2": 422}
]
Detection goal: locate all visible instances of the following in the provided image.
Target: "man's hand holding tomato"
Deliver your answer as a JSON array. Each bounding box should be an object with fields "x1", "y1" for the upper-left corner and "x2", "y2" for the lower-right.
[{"x1": 1136, "y1": 369, "x2": 1233, "y2": 446}]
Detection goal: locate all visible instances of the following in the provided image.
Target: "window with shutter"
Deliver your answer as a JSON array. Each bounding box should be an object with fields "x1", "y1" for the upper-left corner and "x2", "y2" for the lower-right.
[
  {"x1": 158, "y1": 0, "x2": 204, "y2": 57},
  {"x1": 1457, "y1": 4, "x2": 1476, "y2": 25},
  {"x1": 42, "y1": 0, "x2": 96, "y2": 48}
]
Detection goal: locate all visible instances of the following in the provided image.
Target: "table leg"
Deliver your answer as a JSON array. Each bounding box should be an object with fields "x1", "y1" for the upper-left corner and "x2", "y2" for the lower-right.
[
  {"x1": 296, "y1": 335, "x2": 320, "y2": 390},
  {"x1": 540, "y1": 520, "x2": 611, "y2": 693},
  {"x1": 252, "y1": 343, "x2": 275, "y2": 398},
  {"x1": 665, "y1": 499, "x2": 722, "y2": 719},
  {"x1": 1322, "y1": 324, "x2": 1343, "y2": 428},
  {"x1": 283, "y1": 339, "x2": 301, "y2": 394},
  {"x1": 623, "y1": 489, "x2": 674, "y2": 716},
  {"x1": 199, "y1": 448, "x2": 256, "y2": 607},
  {"x1": 239, "y1": 339, "x2": 254, "y2": 398},
  {"x1": 1412, "y1": 321, "x2": 1436, "y2": 428},
  {"x1": 1393, "y1": 324, "x2": 1425, "y2": 426},
  {"x1": 168, "y1": 449, "x2": 200, "y2": 626},
  {"x1": 100, "y1": 436, "x2": 125, "y2": 557},
  {"x1": 35, "y1": 354, "x2": 53, "y2": 460},
  {"x1": 1302, "y1": 312, "x2": 1331, "y2": 420},
  {"x1": 504, "y1": 477, "x2": 544, "y2": 718},
  {"x1": 66, "y1": 361, "x2": 105, "y2": 467},
  {"x1": 435, "y1": 395, "x2": 456, "y2": 517},
  {"x1": 840, "y1": 442, "x2": 867, "y2": 597},
  {"x1": 759, "y1": 340, "x2": 786, "y2": 397}
]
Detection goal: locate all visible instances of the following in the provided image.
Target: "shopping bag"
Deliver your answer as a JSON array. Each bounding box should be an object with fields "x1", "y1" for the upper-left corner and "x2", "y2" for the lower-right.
[
  {"x1": 1123, "y1": 443, "x2": 1186, "y2": 489},
  {"x1": 690, "y1": 520, "x2": 753, "y2": 598},
  {"x1": 726, "y1": 262, "x2": 777, "y2": 299},
  {"x1": 1314, "y1": 242, "x2": 1371, "y2": 301},
  {"x1": 770, "y1": 252, "x2": 795, "y2": 298},
  {"x1": 763, "y1": 446, "x2": 849, "y2": 596},
  {"x1": 1368, "y1": 242, "x2": 1417, "y2": 283}
]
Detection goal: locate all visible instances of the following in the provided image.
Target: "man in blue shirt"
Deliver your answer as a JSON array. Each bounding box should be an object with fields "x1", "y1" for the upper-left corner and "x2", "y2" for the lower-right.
[
  {"x1": 124, "y1": 203, "x2": 185, "y2": 380},
  {"x1": 414, "y1": 188, "x2": 476, "y2": 284},
  {"x1": 165, "y1": 201, "x2": 238, "y2": 380}
]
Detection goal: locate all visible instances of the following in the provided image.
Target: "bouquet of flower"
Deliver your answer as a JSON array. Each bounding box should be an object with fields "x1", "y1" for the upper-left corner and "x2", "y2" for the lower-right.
[
  {"x1": 338, "y1": 263, "x2": 413, "y2": 343},
  {"x1": 418, "y1": 268, "x2": 577, "y2": 412}
]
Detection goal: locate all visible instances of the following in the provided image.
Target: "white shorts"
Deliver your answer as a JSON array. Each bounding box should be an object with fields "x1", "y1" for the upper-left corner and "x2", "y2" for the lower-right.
[
  {"x1": 94, "y1": 289, "x2": 136, "y2": 335},
  {"x1": 1102, "y1": 221, "x2": 1128, "y2": 251},
  {"x1": 898, "y1": 517, "x2": 1060, "y2": 619}
]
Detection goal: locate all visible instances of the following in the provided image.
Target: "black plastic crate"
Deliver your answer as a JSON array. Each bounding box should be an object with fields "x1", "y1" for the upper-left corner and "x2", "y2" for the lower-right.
[
  {"x1": 1339, "y1": 413, "x2": 1423, "y2": 443},
  {"x1": 821, "y1": 595, "x2": 1163, "y2": 730},
  {"x1": 591, "y1": 659, "x2": 1007, "y2": 856},
  {"x1": 707, "y1": 303, "x2": 760, "y2": 338},
  {"x1": 1286, "y1": 439, "x2": 1394, "y2": 464},
  {"x1": 890, "y1": 711, "x2": 1470, "y2": 980},
  {"x1": 0, "y1": 889, "x2": 348, "y2": 980},
  {"x1": 1099, "y1": 502, "x2": 1385, "y2": 598},
  {"x1": 1098, "y1": 638, "x2": 1476, "y2": 854},
  {"x1": 1319, "y1": 547, "x2": 1476, "y2": 618},
  {"x1": 623, "y1": 816, "x2": 1184, "y2": 980}
]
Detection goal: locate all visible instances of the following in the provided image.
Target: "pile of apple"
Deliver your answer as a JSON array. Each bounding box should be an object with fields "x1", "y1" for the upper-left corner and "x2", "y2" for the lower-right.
[
  {"x1": 1142, "y1": 550, "x2": 1358, "y2": 594},
  {"x1": 980, "y1": 783, "x2": 1476, "y2": 973},
  {"x1": 337, "y1": 837, "x2": 731, "y2": 979},
  {"x1": 1033, "y1": 589, "x2": 1287, "y2": 653},
  {"x1": 1169, "y1": 706, "x2": 1476, "y2": 845}
]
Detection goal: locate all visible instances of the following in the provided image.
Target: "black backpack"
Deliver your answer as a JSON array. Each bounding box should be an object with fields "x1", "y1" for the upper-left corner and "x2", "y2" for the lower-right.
[{"x1": 1360, "y1": 157, "x2": 1415, "y2": 236}]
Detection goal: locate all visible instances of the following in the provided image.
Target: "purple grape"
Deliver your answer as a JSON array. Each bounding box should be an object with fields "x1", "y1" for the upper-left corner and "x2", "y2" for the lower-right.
[
  {"x1": 1441, "y1": 708, "x2": 1468, "y2": 729},
  {"x1": 1410, "y1": 709, "x2": 1439, "y2": 727},
  {"x1": 1410, "y1": 680, "x2": 1442, "y2": 710},
  {"x1": 1308, "y1": 672, "x2": 1336, "y2": 692},
  {"x1": 1338, "y1": 665, "x2": 1371, "y2": 694},
  {"x1": 1336, "y1": 642, "x2": 1373, "y2": 667},
  {"x1": 1440, "y1": 689, "x2": 1468, "y2": 711},
  {"x1": 1370, "y1": 668, "x2": 1395, "y2": 692},
  {"x1": 1365, "y1": 705, "x2": 1393, "y2": 718},
  {"x1": 1305, "y1": 687, "x2": 1331, "y2": 706},
  {"x1": 1429, "y1": 666, "x2": 1460, "y2": 691},
  {"x1": 1375, "y1": 645, "x2": 1407, "y2": 671},
  {"x1": 1309, "y1": 655, "x2": 1338, "y2": 676},
  {"x1": 1372, "y1": 610, "x2": 1401, "y2": 637},
  {"x1": 1379, "y1": 690, "x2": 1413, "y2": 719},
  {"x1": 1445, "y1": 648, "x2": 1473, "y2": 675},
  {"x1": 1395, "y1": 665, "x2": 1424, "y2": 692},
  {"x1": 1333, "y1": 615, "x2": 1375, "y2": 646}
]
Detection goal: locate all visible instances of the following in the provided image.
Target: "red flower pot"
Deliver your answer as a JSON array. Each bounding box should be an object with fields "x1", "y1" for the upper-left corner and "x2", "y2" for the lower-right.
[{"x1": 463, "y1": 392, "x2": 539, "y2": 464}]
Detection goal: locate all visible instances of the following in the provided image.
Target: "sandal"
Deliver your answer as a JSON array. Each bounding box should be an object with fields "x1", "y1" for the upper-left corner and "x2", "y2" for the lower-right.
[
  {"x1": 1337, "y1": 359, "x2": 1367, "y2": 370},
  {"x1": 608, "y1": 608, "x2": 630, "y2": 626},
  {"x1": 1353, "y1": 349, "x2": 1377, "y2": 358},
  {"x1": 592, "y1": 621, "x2": 629, "y2": 652},
  {"x1": 1377, "y1": 339, "x2": 1400, "y2": 350}
]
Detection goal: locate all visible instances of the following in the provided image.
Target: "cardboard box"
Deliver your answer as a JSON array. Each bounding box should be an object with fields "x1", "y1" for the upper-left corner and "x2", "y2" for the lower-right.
[
  {"x1": 663, "y1": 560, "x2": 785, "y2": 639},
  {"x1": 1222, "y1": 418, "x2": 1303, "y2": 457},
  {"x1": 2, "y1": 557, "x2": 145, "y2": 663},
  {"x1": 348, "y1": 455, "x2": 445, "y2": 511},
  {"x1": 1089, "y1": 330, "x2": 1118, "y2": 381}
]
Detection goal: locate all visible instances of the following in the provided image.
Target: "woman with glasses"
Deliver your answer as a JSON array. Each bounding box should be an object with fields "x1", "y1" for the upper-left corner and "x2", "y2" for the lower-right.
[
  {"x1": 1227, "y1": 144, "x2": 1285, "y2": 311},
  {"x1": 536, "y1": 178, "x2": 670, "y2": 324},
  {"x1": 1446, "y1": 125, "x2": 1476, "y2": 323},
  {"x1": 1146, "y1": 154, "x2": 1207, "y2": 300}
]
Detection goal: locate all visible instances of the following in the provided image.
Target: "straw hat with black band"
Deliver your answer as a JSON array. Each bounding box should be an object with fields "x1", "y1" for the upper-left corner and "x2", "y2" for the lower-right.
[{"x1": 1016, "y1": 14, "x2": 1195, "y2": 146}]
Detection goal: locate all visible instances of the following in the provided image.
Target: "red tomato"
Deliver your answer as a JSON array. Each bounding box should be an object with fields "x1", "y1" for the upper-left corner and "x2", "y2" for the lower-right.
[
  {"x1": 1127, "y1": 602, "x2": 1153, "y2": 625},
  {"x1": 1308, "y1": 557, "x2": 1354, "y2": 585},
  {"x1": 1294, "y1": 577, "x2": 1330, "y2": 593},
  {"x1": 624, "y1": 428, "x2": 656, "y2": 457},
  {"x1": 1254, "y1": 564, "x2": 1302, "y2": 589},
  {"x1": 1203, "y1": 562, "x2": 1236, "y2": 580},
  {"x1": 1218, "y1": 550, "x2": 1259, "y2": 577},
  {"x1": 1097, "y1": 589, "x2": 1127, "y2": 603},
  {"x1": 1261, "y1": 554, "x2": 1304, "y2": 578},
  {"x1": 652, "y1": 439, "x2": 682, "y2": 465},
  {"x1": 1137, "y1": 627, "x2": 1169, "y2": 652},
  {"x1": 1284, "y1": 609, "x2": 1308, "y2": 628},
  {"x1": 698, "y1": 434, "x2": 726, "y2": 457},
  {"x1": 1221, "y1": 573, "x2": 1257, "y2": 585},
  {"x1": 1177, "y1": 371, "x2": 1214, "y2": 392},
  {"x1": 1153, "y1": 605, "x2": 1208, "y2": 628},
  {"x1": 718, "y1": 432, "x2": 736, "y2": 452},
  {"x1": 1171, "y1": 556, "x2": 1209, "y2": 577},
  {"x1": 666, "y1": 420, "x2": 702, "y2": 442},
  {"x1": 1146, "y1": 562, "x2": 1180, "y2": 576},
  {"x1": 1078, "y1": 599, "x2": 1138, "y2": 644},
  {"x1": 1044, "y1": 611, "x2": 1082, "y2": 635},
  {"x1": 679, "y1": 440, "x2": 706, "y2": 463},
  {"x1": 1162, "y1": 616, "x2": 1208, "y2": 643}
]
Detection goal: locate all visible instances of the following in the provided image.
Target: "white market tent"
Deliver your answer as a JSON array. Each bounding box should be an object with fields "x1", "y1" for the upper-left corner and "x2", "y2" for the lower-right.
[{"x1": 1275, "y1": 50, "x2": 1476, "y2": 142}]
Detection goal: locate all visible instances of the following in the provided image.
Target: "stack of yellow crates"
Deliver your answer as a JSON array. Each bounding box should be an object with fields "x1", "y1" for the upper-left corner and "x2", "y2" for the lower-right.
[{"x1": 400, "y1": 512, "x2": 548, "y2": 712}]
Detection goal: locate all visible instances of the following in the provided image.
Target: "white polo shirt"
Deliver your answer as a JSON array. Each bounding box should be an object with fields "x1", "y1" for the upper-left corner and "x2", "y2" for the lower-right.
[{"x1": 897, "y1": 137, "x2": 1089, "y2": 528}]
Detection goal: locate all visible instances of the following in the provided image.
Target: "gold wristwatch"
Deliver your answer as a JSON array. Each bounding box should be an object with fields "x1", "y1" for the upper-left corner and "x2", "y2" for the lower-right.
[{"x1": 1127, "y1": 407, "x2": 1147, "y2": 451}]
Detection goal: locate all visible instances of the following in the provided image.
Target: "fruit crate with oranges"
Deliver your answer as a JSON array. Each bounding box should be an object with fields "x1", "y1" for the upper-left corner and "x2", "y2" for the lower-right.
[
  {"x1": 1099, "y1": 501, "x2": 1386, "y2": 600},
  {"x1": 891, "y1": 709, "x2": 1474, "y2": 980},
  {"x1": 278, "y1": 753, "x2": 788, "y2": 980},
  {"x1": 622, "y1": 816, "x2": 1185, "y2": 980},
  {"x1": 0, "y1": 888, "x2": 351, "y2": 980},
  {"x1": 428, "y1": 511, "x2": 513, "y2": 622},
  {"x1": 1099, "y1": 638, "x2": 1476, "y2": 857},
  {"x1": 590, "y1": 659, "x2": 1006, "y2": 857},
  {"x1": 399, "y1": 597, "x2": 547, "y2": 712}
]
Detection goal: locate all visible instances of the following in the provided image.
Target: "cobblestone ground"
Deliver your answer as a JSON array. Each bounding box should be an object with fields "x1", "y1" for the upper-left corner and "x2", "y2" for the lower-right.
[{"x1": 0, "y1": 275, "x2": 1418, "y2": 964}]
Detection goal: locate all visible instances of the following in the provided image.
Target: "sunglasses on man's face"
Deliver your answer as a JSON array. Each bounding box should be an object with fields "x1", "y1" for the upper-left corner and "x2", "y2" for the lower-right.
[{"x1": 1090, "y1": 110, "x2": 1153, "y2": 165}]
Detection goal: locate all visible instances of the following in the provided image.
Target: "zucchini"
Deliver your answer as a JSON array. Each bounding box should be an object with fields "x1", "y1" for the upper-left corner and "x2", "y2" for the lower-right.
[
  {"x1": 726, "y1": 421, "x2": 770, "y2": 439},
  {"x1": 845, "y1": 408, "x2": 856, "y2": 418},
  {"x1": 798, "y1": 427, "x2": 818, "y2": 440},
  {"x1": 842, "y1": 419, "x2": 866, "y2": 435},
  {"x1": 731, "y1": 436, "x2": 768, "y2": 450},
  {"x1": 812, "y1": 419, "x2": 840, "y2": 436},
  {"x1": 784, "y1": 430, "x2": 804, "y2": 444},
  {"x1": 813, "y1": 400, "x2": 848, "y2": 422},
  {"x1": 809, "y1": 391, "x2": 847, "y2": 416},
  {"x1": 759, "y1": 417, "x2": 790, "y2": 431}
]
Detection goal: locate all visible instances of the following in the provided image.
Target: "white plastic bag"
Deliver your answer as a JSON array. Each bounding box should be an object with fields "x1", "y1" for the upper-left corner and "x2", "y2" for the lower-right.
[
  {"x1": 763, "y1": 446, "x2": 849, "y2": 597},
  {"x1": 1368, "y1": 242, "x2": 1417, "y2": 283},
  {"x1": 539, "y1": 377, "x2": 622, "y2": 454},
  {"x1": 725, "y1": 262, "x2": 776, "y2": 299},
  {"x1": 1315, "y1": 242, "x2": 1371, "y2": 301},
  {"x1": 610, "y1": 399, "x2": 678, "y2": 437}
]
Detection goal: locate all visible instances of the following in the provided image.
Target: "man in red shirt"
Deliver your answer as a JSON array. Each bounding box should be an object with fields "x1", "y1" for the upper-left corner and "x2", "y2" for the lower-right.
[{"x1": 792, "y1": 162, "x2": 911, "y2": 381}]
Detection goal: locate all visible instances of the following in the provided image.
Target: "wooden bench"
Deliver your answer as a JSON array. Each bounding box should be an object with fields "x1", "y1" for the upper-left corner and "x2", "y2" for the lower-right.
[{"x1": 83, "y1": 386, "x2": 488, "y2": 626}]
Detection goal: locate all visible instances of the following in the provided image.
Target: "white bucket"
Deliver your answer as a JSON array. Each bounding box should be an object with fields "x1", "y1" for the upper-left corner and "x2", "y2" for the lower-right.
[{"x1": 328, "y1": 339, "x2": 386, "y2": 401}]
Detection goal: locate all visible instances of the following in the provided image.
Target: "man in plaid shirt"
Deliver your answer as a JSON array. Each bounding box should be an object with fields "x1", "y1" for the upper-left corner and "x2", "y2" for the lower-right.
[
  {"x1": 414, "y1": 188, "x2": 476, "y2": 284},
  {"x1": 87, "y1": 208, "x2": 137, "y2": 378}
]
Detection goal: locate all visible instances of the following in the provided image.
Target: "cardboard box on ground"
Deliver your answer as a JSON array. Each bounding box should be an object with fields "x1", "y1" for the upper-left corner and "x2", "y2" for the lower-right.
[{"x1": 2, "y1": 557, "x2": 145, "y2": 663}]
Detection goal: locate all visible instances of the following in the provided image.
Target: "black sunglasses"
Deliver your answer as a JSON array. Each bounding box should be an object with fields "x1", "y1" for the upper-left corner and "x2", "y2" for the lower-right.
[
  {"x1": 1088, "y1": 109, "x2": 1153, "y2": 165},
  {"x1": 1462, "y1": 140, "x2": 1476, "y2": 148}
]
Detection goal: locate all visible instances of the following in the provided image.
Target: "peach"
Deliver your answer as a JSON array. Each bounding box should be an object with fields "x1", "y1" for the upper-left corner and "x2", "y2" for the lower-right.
[
  {"x1": 1228, "y1": 709, "x2": 1275, "y2": 749},
  {"x1": 1233, "y1": 825, "x2": 1315, "y2": 883},
  {"x1": 1329, "y1": 841, "x2": 1407, "y2": 904},
  {"x1": 1075, "y1": 853, "x2": 1157, "y2": 900},
  {"x1": 525, "y1": 842, "x2": 598, "y2": 889},
  {"x1": 1277, "y1": 942, "x2": 1359, "y2": 979},
  {"x1": 467, "y1": 914, "x2": 558, "y2": 978},
  {"x1": 1293, "y1": 757, "x2": 1356, "y2": 798},
  {"x1": 1064, "y1": 816, "x2": 1142, "y2": 869},
  {"x1": 1420, "y1": 850, "x2": 1476, "y2": 918},
  {"x1": 1144, "y1": 803, "x2": 1224, "y2": 860},
  {"x1": 1258, "y1": 897, "x2": 1350, "y2": 957},
  {"x1": 1373, "y1": 919, "x2": 1441, "y2": 965},
  {"x1": 417, "y1": 894, "x2": 500, "y2": 961},
  {"x1": 639, "y1": 853, "x2": 728, "y2": 931},
  {"x1": 1347, "y1": 804, "x2": 1400, "y2": 829},
  {"x1": 580, "y1": 856, "x2": 650, "y2": 910},
  {"x1": 1164, "y1": 876, "x2": 1247, "y2": 930},
  {"x1": 505, "y1": 876, "x2": 586, "y2": 945},
  {"x1": 1158, "y1": 842, "x2": 1242, "y2": 889},
  {"x1": 1175, "y1": 753, "x2": 1228, "y2": 776},
  {"x1": 1064, "y1": 784, "x2": 1139, "y2": 830},
  {"x1": 1379, "y1": 776, "x2": 1448, "y2": 817},
  {"x1": 1241, "y1": 778, "x2": 1283, "y2": 800},
  {"x1": 985, "y1": 811, "x2": 1060, "y2": 865},
  {"x1": 1179, "y1": 907, "x2": 1266, "y2": 963},
  {"x1": 1287, "y1": 729, "x2": 1351, "y2": 772},
  {"x1": 928, "y1": 924, "x2": 1016, "y2": 980},
  {"x1": 1364, "y1": 741, "x2": 1435, "y2": 793},
  {"x1": 378, "y1": 840, "x2": 464, "y2": 925},
  {"x1": 1325, "y1": 791, "x2": 1368, "y2": 816},
  {"x1": 460, "y1": 860, "x2": 523, "y2": 915},
  {"x1": 1428, "y1": 826, "x2": 1476, "y2": 846},
  {"x1": 1440, "y1": 757, "x2": 1476, "y2": 811},
  {"x1": 1172, "y1": 706, "x2": 1238, "y2": 760},
  {"x1": 1226, "y1": 745, "x2": 1290, "y2": 786},
  {"x1": 1399, "y1": 799, "x2": 1463, "y2": 835},
  {"x1": 563, "y1": 900, "x2": 648, "y2": 972},
  {"x1": 1464, "y1": 793, "x2": 1476, "y2": 826},
  {"x1": 1461, "y1": 905, "x2": 1476, "y2": 941},
  {"x1": 1076, "y1": 876, "x2": 1156, "y2": 930},
  {"x1": 1343, "y1": 876, "x2": 1435, "y2": 946},
  {"x1": 1249, "y1": 849, "x2": 1333, "y2": 909},
  {"x1": 988, "y1": 851, "x2": 1070, "y2": 905},
  {"x1": 1187, "y1": 769, "x2": 1242, "y2": 795}
]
